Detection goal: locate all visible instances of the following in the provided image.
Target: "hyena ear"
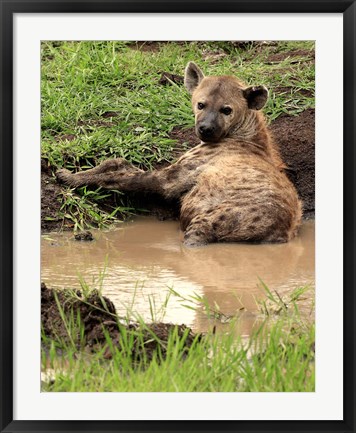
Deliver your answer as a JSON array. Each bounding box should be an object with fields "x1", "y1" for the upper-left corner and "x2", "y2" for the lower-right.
[
  {"x1": 184, "y1": 62, "x2": 205, "y2": 94},
  {"x1": 243, "y1": 86, "x2": 269, "y2": 110}
]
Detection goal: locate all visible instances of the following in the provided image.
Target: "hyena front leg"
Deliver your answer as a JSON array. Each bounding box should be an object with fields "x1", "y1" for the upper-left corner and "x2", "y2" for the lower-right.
[
  {"x1": 56, "y1": 158, "x2": 143, "y2": 189},
  {"x1": 56, "y1": 158, "x2": 201, "y2": 198}
]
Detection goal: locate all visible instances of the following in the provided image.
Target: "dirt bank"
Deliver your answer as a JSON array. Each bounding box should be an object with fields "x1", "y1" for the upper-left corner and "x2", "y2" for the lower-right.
[
  {"x1": 271, "y1": 109, "x2": 315, "y2": 219},
  {"x1": 41, "y1": 159, "x2": 65, "y2": 232},
  {"x1": 41, "y1": 283, "x2": 200, "y2": 361}
]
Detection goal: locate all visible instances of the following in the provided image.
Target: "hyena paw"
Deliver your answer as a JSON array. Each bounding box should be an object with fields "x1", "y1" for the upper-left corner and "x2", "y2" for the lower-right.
[{"x1": 56, "y1": 168, "x2": 75, "y2": 186}]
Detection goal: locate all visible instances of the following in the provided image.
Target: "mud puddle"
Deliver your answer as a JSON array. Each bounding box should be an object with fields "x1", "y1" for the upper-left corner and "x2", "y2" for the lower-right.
[{"x1": 41, "y1": 217, "x2": 315, "y2": 335}]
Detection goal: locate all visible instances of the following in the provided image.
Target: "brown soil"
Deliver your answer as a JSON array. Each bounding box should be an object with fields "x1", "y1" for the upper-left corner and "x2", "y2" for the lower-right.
[
  {"x1": 266, "y1": 49, "x2": 315, "y2": 64},
  {"x1": 127, "y1": 41, "x2": 162, "y2": 52},
  {"x1": 271, "y1": 108, "x2": 315, "y2": 218},
  {"x1": 55, "y1": 134, "x2": 77, "y2": 142},
  {"x1": 158, "y1": 72, "x2": 184, "y2": 86},
  {"x1": 169, "y1": 125, "x2": 200, "y2": 149},
  {"x1": 41, "y1": 159, "x2": 66, "y2": 232},
  {"x1": 41, "y1": 283, "x2": 200, "y2": 361},
  {"x1": 101, "y1": 111, "x2": 119, "y2": 118}
]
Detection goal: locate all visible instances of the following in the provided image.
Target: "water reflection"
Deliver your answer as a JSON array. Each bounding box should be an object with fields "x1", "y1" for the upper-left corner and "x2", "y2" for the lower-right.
[{"x1": 41, "y1": 217, "x2": 315, "y2": 334}]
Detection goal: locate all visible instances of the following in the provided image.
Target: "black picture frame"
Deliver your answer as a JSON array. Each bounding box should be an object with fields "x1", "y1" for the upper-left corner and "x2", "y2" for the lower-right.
[{"x1": 1, "y1": 1, "x2": 355, "y2": 432}]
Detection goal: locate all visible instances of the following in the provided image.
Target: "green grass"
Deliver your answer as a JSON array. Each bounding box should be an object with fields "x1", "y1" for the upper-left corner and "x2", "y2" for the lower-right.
[
  {"x1": 42, "y1": 321, "x2": 315, "y2": 392},
  {"x1": 42, "y1": 41, "x2": 315, "y2": 229},
  {"x1": 42, "y1": 40, "x2": 314, "y2": 170},
  {"x1": 57, "y1": 186, "x2": 136, "y2": 231},
  {"x1": 41, "y1": 283, "x2": 315, "y2": 392}
]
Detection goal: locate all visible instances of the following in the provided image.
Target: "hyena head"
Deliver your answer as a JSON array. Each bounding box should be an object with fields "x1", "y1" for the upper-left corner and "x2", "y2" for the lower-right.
[{"x1": 184, "y1": 61, "x2": 269, "y2": 143}]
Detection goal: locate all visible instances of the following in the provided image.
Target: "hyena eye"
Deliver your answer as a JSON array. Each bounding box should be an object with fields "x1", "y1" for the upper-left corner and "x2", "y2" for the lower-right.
[
  {"x1": 197, "y1": 102, "x2": 205, "y2": 110},
  {"x1": 221, "y1": 107, "x2": 232, "y2": 115}
]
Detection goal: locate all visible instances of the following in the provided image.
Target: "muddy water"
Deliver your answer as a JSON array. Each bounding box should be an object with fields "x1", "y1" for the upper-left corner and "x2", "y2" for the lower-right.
[{"x1": 41, "y1": 217, "x2": 315, "y2": 335}]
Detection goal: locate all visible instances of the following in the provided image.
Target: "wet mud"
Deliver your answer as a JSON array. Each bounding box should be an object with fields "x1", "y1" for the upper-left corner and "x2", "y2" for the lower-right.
[
  {"x1": 41, "y1": 282, "x2": 200, "y2": 360},
  {"x1": 271, "y1": 109, "x2": 315, "y2": 218},
  {"x1": 41, "y1": 159, "x2": 65, "y2": 232}
]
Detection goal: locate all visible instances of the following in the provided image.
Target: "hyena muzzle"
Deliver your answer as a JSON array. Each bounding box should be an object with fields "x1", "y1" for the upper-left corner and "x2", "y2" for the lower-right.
[{"x1": 57, "y1": 62, "x2": 302, "y2": 247}]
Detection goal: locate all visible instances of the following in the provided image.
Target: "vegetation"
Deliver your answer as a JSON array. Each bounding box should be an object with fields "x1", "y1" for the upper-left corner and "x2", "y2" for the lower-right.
[
  {"x1": 41, "y1": 40, "x2": 315, "y2": 229},
  {"x1": 41, "y1": 283, "x2": 315, "y2": 392}
]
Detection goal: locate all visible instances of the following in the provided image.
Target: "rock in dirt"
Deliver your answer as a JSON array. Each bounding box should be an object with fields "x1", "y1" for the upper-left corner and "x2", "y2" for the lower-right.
[{"x1": 74, "y1": 231, "x2": 94, "y2": 241}]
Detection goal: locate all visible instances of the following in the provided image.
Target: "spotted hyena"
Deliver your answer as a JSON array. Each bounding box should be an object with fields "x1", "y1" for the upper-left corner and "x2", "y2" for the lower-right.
[{"x1": 57, "y1": 62, "x2": 302, "y2": 247}]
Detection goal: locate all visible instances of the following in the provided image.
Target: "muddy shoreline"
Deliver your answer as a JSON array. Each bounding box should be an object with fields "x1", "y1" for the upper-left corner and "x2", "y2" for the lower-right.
[{"x1": 41, "y1": 282, "x2": 200, "y2": 360}]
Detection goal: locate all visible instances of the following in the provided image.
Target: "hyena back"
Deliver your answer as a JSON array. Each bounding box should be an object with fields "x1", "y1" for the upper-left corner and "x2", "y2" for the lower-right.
[{"x1": 57, "y1": 62, "x2": 302, "y2": 247}]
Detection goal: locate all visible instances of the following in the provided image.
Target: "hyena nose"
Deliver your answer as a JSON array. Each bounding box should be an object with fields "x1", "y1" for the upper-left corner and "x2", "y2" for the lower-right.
[{"x1": 198, "y1": 125, "x2": 215, "y2": 137}]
